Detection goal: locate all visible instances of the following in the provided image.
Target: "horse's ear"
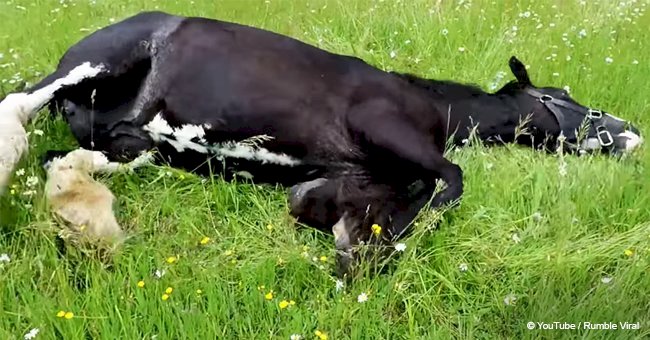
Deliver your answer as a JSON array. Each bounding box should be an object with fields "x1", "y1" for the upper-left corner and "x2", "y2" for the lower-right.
[{"x1": 509, "y1": 56, "x2": 531, "y2": 86}]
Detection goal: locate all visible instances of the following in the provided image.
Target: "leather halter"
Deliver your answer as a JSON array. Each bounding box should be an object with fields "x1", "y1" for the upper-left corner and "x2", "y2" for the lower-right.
[{"x1": 523, "y1": 87, "x2": 614, "y2": 150}]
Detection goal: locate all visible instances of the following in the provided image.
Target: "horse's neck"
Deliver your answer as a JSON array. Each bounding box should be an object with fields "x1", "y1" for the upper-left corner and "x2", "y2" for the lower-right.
[{"x1": 443, "y1": 94, "x2": 524, "y2": 145}]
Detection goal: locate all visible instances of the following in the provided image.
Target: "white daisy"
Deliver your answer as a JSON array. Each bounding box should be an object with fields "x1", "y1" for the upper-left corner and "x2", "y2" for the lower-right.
[
  {"x1": 504, "y1": 293, "x2": 517, "y2": 306},
  {"x1": 394, "y1": 243, "x2": 406, "y2": 252},
  {"x1": 290, "y1": 334, "x2": 302, "y2": 340},
  {"x1": 601, "y1": 276, "x2": 613, "y2": 284},
  {"x1": 357, "y1": 292, "x2": 368, "y2": 303},
  {"x1": 459, "y1": 263, "x2": 468, "y2": 272},
  {"x1": 0, "y1": 253, "x2": 10, "y2": 263},
  {"x1": 335, "y1": 279, "x2": 344, "y2": 292},
  {"x1": 24, "y1": 328, "x2": 39, "y2": 340}
]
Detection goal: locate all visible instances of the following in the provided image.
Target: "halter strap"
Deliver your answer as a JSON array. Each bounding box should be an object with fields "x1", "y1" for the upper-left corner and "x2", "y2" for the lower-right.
[{"x1": 522, "y1": 87, "x2": 614, "y2": 150}]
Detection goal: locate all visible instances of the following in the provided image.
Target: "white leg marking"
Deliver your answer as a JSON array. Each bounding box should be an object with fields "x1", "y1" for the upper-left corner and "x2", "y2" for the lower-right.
[
  {"x1": 0, "y1": 62, "x2": 105, "y2": 194},
  {"x1": 332, "y1": 216, "x2": 351, "y2": 250}
]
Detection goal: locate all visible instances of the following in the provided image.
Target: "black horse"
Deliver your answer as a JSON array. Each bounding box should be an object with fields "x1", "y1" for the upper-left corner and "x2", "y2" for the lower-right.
[{"x1": 6, "y1": 11, "x2": 641, "y2": 275}]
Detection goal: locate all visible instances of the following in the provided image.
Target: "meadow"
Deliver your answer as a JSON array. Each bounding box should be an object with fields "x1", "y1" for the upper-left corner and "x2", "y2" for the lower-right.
[{"x1": 1, "y1": 0, "x2": 649, "y2": 339}]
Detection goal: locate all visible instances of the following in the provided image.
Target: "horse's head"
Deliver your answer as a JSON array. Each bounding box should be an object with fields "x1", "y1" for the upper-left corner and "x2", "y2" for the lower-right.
[{"x1": 497, "y1": 56, "x2": 642, "y2": 155}]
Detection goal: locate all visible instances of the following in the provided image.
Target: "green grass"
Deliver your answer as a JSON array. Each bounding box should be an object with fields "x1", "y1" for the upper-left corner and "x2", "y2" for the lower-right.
[{"x1": 1, "y1": 0, "x2": 649, "y2": 339}]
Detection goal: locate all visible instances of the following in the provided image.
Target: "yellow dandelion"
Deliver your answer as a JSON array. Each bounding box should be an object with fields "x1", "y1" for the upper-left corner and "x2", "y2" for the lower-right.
[
  {"x1": 165, "y1": 287, "x2": 173, "y2": 294},
  {"x1": 279, "y1": 300, "x2": 289, "y2": 309},
  {"x1": 56, "y1": 310, "x2": 65, "y2": 318},
  {"x1": 319, "y1": 256, "x2": 328, "y2": 262},
  {"x1": 315, "y1": 330, "x2": 328, "y2": 340},
  {"x1": 266, "y1": 224, "x2": 274, "y2": 231},
  {"x1": 161, "y1": 294, "x2": 169, "y2": 301},
  {"x1": 371, "y1": 224, "x2": 382, "y2": 236},
  {"x1": 265, "y1": 291, "x2": 274, "y2": 300},
  {"x1": 200, "y1": 237, "x2": 210, "y2": 245},
  {"x1": 196, "y1": 289, "x2": 203, "y2": 294},
  {"x1": 64, "y1": 312, "x2": 74, "y2": 319},
  {"x1": 624, "y1": 249, "x2": 634, "y2": 257},
  {"x1": 137, "y1": 280, "x2": 145, "y2": 288},
  {"x1": 166, "y1": 256, "x2": 177, "y2": 264}
]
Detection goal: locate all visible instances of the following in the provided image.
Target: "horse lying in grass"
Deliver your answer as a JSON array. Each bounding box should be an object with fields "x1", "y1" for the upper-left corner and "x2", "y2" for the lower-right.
[{"x1": 0, "y1": 11, "x2": 642, "y2": 276}]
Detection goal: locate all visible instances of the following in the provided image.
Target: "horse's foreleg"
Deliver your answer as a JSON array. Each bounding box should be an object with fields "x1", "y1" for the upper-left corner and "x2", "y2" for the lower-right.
[{"x1": 0, "y1": 62, "x2": 107, "y2": 195}]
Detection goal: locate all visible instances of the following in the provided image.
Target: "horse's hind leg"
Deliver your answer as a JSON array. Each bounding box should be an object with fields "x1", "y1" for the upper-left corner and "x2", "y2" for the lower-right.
[{"x1": 346, "y1": 101, "x2": 464, "y2": 211}]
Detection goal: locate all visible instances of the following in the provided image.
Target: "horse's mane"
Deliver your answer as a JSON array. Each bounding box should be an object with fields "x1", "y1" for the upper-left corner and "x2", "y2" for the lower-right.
[{"x1": 390, "y1": 72, "x2": 490, "y2": 99}]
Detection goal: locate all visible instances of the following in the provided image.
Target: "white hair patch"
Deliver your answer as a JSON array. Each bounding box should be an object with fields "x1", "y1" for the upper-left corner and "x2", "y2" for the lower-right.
[{"x1": 143, "y1": 113, "x2": 302, "y2": 166}]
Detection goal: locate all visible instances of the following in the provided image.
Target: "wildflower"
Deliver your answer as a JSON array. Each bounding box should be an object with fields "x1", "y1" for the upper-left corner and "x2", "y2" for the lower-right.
[
  {"x1": 357, "y1": 292, "x2": 368, "y2": 303},
  {"x1": 165, "y1": 287, "x2": 173, "y2": 294},
  {"x1": 319, "y1": 256, "x2": 328, "y2": 262},
  {"x1": 624, "y1": 249, "x2": 634, "y2": 257},
  {"x1": 24, "y1": 327, "x2": 39, "y2": 339},
  {"x1": 257, "y1": 285, "x2": 265, "y2": 291},
  {"x1": 196, "y1": 289, "x2": 203, "y2": 294},
  {"x1": 290, "y1": 334, "x2": 302, "y2": 340},
  {"x1": 265, "y1": 291, "x2": 274, "y2": 300},
  {"x1": 532, "y1": 211, "x2": 543, "y2": 222},
  {"x1": 601, "y1": 276, "x2": 613, "y2": 284},
  {"x1": 178, "y1": 174, "x2": 185, "y2": 180},
  {"x1": 503, "y1": 293, "x2": 517, "y2": 306},
  {"x1": 64, "y1": 312, "x2": 74, "y2": 319},
  {"x1": 578, "y1": 28, "x2": 587, "y2": 38},
  {"x1": 459, "y1": 263, "x2": 468, "y2": 272},
  {"x1": 394, "y1": 243, "x2": 406, "y2": 252},
  {"x1": 32, "y1": 129, "x2": 44, "y2": 136},
  {"x1": 224, "y1": 250, "x2": 233, "y2": 256},
  {"x1": 25, "y1": 176, "x2": 39, "y2": 187},
  {"x1": 314, "y1": 330, "x2": 328, "y2": 340},
  {"x1": 371, "y1": 224, "x2": 382, "y2": 236},
  {"x1": 389, "y1": 51, "x2": 396, "y2": 59},
  {"x1": 0, "y1": 253, "x2": 10, "y2": 263},
  {"x1": 563, "y1": 85, "x2": 571, "y2": 93},
  {"x1": 632, "y1": 59, "x2": 639, "y2": 65},
  {"x1": 162, "y1": 294, "x2": 170, "y2": 301},
  {"x1": 335, "y1": 279, "x2": 344, "y2": 292},
  {"x1": 441, "y1": 28, "x2": 448, "y2": 36},
  {"x1": 56, "y1": 311, "x2": 65, "y2": 318},
  {"x1": 15, "y1": 168, "x2": 25, "y2": 176},
  {"x1": 137, "y1": 280, "x2": 145, "y2": 288},
  {"x1": 289, "y1": 300, "x2": 296, "y2": 305},
  {"x1": 266, "y1": 224, "x2": 274, "y2": 231},
  {"x1": 605, "y1": 57, "x2": 613, "y2": 64},
  {"x1": 166, "y1": 256, "x2": 177, "y2": 264},
  {"x1": 458, "y1": 47, "x2": 466, "y2": 52},
  {"x1": 279, "y1": 300, "x2": 290, "y2": 309},
  {"x1": 154, "y1": 269, "x2": 166, "y2": 279},
  {"x1": 200, "y1": 237, "x2": 210, "y2": 245},
  {"x1": 511, "y1": 233, "x2": 521, "y2": 244}
]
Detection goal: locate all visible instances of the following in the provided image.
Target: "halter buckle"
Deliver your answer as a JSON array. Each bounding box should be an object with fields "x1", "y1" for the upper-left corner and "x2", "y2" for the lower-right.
[
  {"x1": 587, "y1": 109, "x2": 603, "y2": 120},
  {"x1": 539, "y1": 94, "x2": 554, "y2": 103},
  {"x1": 596, "y1": 125, "x2": 614, "y2": 147}
]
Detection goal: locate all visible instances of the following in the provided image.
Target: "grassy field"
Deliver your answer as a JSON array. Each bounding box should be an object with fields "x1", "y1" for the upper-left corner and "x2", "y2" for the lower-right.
[{"x1": 1, "y1": 0, "x2": 649, "y2": 339}]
